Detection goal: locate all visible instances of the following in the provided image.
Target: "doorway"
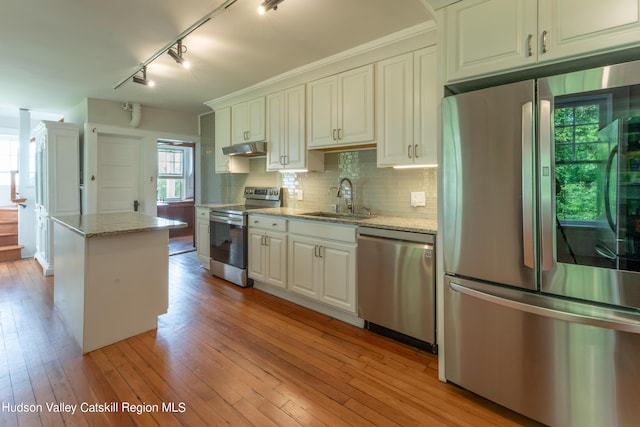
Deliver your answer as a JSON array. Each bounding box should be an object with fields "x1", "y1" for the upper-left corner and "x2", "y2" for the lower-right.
[{"x1": 156, "y1": 140, "x2": 196, "y2": 255}]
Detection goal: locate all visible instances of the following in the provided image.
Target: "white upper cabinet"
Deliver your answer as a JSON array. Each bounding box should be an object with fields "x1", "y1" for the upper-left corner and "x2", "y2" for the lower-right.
[
  {"x1": 307, "y1": 64, "x2": 374, "y2": 149},
  {"x1": 266, "y1": 85, "x2": 323, "y2": 171},
  {"x1": 446, "y1": 0, "x2": 640, "y2": 82},
  {"x1": 215, "y1": 107, "x2": 249, "y2": 174},
  {"x1": 377, "y1": 47, "x2": 437, "y2": 167},
  {"x1": 231, "y1": 96, "x2": 266, "y2": 144},
  {"x1": 445, "y1": 0, "x2": 537, "y2": 82},
  {"x1": 538, "y1": 0, "x2": 640, "y2": 62}
]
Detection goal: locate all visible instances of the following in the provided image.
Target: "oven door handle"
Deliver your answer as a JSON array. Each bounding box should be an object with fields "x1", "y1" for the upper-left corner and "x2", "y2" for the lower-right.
[{"x1": 210, "y1": 215, "x2": 244, "y2": 227}]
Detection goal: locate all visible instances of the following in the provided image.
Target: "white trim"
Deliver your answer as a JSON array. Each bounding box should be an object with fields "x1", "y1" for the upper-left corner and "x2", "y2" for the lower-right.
[{"x1": 205, "y1": 22, "x2": 437, "y2": 110}]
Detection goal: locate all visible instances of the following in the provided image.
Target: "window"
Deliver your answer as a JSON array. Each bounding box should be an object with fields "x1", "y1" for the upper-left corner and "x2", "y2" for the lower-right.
[
  {"x1": 0, "y1": 135, "x2": 19, "y2": 186},
  {"x1": 554, "y1": 95, "x2": 612, "y2": 222},
  {"x1": 157, "y1": 144, "x2": 194, "y2": 201}
]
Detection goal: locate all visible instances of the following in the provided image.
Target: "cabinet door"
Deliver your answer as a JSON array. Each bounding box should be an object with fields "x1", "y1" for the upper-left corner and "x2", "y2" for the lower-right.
[
  {"x1": 215, "y1": 107, "x2": 232, "y2": 172},
  {"x1": 248, "y1": 230, "x2": 267, "y2": 282},
  {"x1": 338, "y1": 64, "x2": 374, "y2": 144},
  {"x1": 376, "y1": 52, "x2": 414, "y2": 167},
  {"x1": 307, "y1": 75, "x2": 338, "y2": 148},
  {"x1": 446, "y1": 0, "x2": 538, "y2": 82},
  {"x1": 195, "y1": 209, "x2": 210, "y2": 268},
  {"x1": 231, "y1": 102, "x2": 248, "y2": 145},
  {"x1": 246, "y1": 97, "x2": 266, "y2": 142},
  {"x1": 216, "y1": 107, "x2": 249, "y2": 174},
  {"x1": 266, "y1": 91, "x2": 286, "y2": 171},
  {"x1": 266, "y1": 232, "x2": 287, "y2": 289},
  {"x1": 288, "y1": 235, "x2": 319, "y2": 298},
  {"x1": 538, "y1": 0, "x2": 640, "y2": 63},
  {"x1": 414, "y1": 46, "x2": 438, "y2": 167},
  {"x1": 319, "y1": 242, "x2": 356, "y2": 313},
  {"x1": 283, "y1": 85, "x2": 306, "y2": 169}
]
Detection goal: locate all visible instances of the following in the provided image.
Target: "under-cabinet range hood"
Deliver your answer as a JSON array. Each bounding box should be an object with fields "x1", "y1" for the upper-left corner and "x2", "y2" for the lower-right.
[{"x1": 222, "y1": 141, "x2": 267, "y2": 157}]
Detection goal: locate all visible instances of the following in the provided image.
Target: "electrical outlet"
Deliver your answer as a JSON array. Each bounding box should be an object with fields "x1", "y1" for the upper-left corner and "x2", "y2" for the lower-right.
[
  {"x1": 410, "y1": 191, "x2": 426, "y2": 207},
  {"x1": 296, "y1": 189, "x2": 304, "y2": 200}
]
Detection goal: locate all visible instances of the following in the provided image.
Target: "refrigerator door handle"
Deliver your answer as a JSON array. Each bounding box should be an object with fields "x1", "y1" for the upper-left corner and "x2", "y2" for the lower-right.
[
  {"x1": 521, "y1": 102, "x2": 535, "y2": 269},
  {"x1": 449, "y1": 281, "x2": 640, "y2": 334},
  {"x1": 538, "y1": 99, "x2": 554, "y2": 271}
]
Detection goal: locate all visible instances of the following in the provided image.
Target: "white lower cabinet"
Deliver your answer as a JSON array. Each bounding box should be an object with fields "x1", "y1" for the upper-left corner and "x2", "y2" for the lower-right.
[
  {"x1": 248, "y1": 215, "x2": 287, "y2": 289},
  {"x1": 195, "y1": 207, "x2": 210, "y2": 269},
  {"x1": 287, "y1": 219, "x2": 357, "y2": 313}
]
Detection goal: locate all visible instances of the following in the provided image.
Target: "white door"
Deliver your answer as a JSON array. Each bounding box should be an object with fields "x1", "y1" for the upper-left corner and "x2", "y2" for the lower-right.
[{"x1": 97, "y1": 134, "x2": 141, "y2": 213}]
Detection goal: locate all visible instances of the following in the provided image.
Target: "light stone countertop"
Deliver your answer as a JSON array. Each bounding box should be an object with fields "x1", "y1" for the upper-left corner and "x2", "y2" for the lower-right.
[
  {"x1": 52, "y1": 212, "x2": 187, "y2": 238},
  {"x1": 244, "y1": 207, "x2": 437, "y2": 234}
]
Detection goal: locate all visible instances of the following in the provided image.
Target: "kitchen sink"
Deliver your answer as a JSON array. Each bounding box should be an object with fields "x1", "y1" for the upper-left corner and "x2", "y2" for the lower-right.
[{"x1": 300, "y1": 211, "x2": 375, "y2": 220}]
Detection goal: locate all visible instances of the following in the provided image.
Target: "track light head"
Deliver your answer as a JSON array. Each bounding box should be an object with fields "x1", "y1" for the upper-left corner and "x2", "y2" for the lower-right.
[
  {"x1": 258, "y1": 0, "x2": 285, "y2": 15},
  {"x1": 132, "y1": 66, "x2": 155, "y2": 87},
  {"x1": 167, "y1": 40, "x2": 191, "y2": 69}
]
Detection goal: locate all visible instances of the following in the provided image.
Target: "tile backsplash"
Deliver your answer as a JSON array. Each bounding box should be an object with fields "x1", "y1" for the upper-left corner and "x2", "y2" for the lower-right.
[{"x1": 202, "y1": 149, "x2": 437, "y2": 220}]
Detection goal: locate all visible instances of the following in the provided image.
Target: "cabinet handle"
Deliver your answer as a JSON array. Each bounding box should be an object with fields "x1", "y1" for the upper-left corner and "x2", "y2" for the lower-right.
[
  {"x1": 408, "y1": 145, "x2": 413, "y2": 158},
  {"x1": 337, "y1": 128, "x2": 343, "y2": 140},
  {"x1": 332, "y1": 129, "x2": 337, "y2": 141},
  {"x1": 318, "y1": 245, "x2": 323, "y2": 258},
  {"x1": 264, "y1": 235, "x2": 269, "y2": 246},
  {"x1": 527, "y1": 34, "x2": 533, "y2": 57},
  {"x1": 541, "y1": 30, "x2": 548, "y2": 54},
  {"x1": 314, "y1": 245, "x2": 319, "y2": 257},
  {"x1": 414, "y1": 144, "x2": 420, "y2": 158}
]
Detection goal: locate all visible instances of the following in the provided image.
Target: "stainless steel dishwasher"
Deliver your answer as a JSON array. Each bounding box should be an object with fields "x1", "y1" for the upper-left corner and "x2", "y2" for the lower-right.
[{"x1": 357, "y1": 227, "x2": 436, "y2": 353}]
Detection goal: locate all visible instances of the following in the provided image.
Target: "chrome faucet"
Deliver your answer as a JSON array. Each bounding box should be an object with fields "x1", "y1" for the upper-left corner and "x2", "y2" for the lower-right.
[{"x1": 337, "y1": 177, "x2": 354, "y2": 214}]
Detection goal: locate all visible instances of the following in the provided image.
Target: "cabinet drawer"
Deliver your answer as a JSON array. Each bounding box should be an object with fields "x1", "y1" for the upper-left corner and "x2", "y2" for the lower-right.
[
  {"x1": 289, "y1": 219, "x2": 356, "y2": 243},
  {"x1": 249, "y1": 215, "x2": 287, "y2": 232},
  {"x1": 196, "y1": 207, "x2": 210, "y2": 219}
]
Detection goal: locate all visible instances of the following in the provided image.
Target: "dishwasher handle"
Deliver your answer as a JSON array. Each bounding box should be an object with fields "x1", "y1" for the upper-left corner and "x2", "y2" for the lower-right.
[{"x1": 358, "y1": 226, "x2": 434, "y2": 245}]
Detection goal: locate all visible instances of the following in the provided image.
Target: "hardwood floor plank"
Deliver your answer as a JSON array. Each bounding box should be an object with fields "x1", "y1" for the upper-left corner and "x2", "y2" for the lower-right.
[{"x1": 0, "y1": 255, "x2": 543, "y2": 427}]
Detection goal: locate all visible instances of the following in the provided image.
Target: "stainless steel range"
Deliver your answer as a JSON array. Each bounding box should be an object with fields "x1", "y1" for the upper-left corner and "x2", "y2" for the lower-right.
[{"x1": 209, "y1": 187, "x2": 283, "y2": 287}]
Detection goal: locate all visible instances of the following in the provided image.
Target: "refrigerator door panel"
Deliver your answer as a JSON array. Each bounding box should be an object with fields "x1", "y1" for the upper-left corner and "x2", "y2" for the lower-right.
[
  {"x1": 445, "y1": 275, "x2": 640, "y2": 427},
  {"x1": 539, "y1": 62, "x2": 640, "y2": 310},
  {"x1": 443, "y1": 80, "x2": 536, "y2": 290}
]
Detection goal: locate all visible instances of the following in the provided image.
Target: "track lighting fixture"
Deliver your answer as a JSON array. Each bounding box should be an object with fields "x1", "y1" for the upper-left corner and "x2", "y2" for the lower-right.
[
  {"x1": 132, "y1": 66, "x2": 155, "y2": 87},
  {"x1": 167, "y1": 39, "x2": 191, "y2": 69},
  {"x1": 113, "y1": 0, "x2": 239, "y2": 90},
  {"x1": 258, "y1": 0, "x2": 285, "y2": 15}
]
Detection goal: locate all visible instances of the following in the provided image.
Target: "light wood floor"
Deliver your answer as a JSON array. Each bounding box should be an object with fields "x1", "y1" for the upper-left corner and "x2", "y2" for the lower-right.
[{"x1": 0, "y1": 253, "x2": 543, "y2": 426}]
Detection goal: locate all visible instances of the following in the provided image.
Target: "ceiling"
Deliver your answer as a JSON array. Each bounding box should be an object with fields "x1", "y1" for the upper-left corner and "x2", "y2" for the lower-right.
[{"x1": 0, "y1": 0, "x2": 434, "y2": 119}]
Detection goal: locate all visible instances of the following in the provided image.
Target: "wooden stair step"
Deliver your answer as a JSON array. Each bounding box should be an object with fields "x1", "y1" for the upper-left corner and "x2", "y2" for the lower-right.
[
  {"x1": 0, "y1": 221, "x2": 18, "y2": 234},
  {"x1": 0, "y1": 245, "x2": 23, "y2": 262},
  {"x1": 0, "y1": 207, "x2": 18, "y2": 222},
  {"x1": 0, "y1": 233, "x2": 18, "y2": 246}
]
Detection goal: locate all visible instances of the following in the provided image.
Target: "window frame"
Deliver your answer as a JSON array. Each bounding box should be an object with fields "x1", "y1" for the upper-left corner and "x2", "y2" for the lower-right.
[
  {"x1": 157, "y1": 146, "x2": 187, "y2": 202},
  {"x1": 553, "y1": 93, "x2": 613, "y2": 225}
]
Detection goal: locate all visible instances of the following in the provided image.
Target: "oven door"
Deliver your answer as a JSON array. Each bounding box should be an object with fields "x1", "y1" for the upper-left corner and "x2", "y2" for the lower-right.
[{"x1": 209, "y1": 212, "x2": 247, "y2": 269}]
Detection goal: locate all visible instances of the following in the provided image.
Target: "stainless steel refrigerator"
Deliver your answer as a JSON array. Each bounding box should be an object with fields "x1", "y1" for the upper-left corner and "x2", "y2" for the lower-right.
[{"x1": 443, "y1": 61, "x2": 640, "y2": 427}]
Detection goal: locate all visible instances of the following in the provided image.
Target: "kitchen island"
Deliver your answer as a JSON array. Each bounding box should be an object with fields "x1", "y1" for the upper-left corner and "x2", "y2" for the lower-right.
[{"x1": 52, "y1": 213, "x2": 186, "y2": 353}]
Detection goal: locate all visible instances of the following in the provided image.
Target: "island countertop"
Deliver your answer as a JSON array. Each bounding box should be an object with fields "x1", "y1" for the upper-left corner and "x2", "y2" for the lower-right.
[{"x1": 52, "y1": 212, "x2": 187, "y2": 238}]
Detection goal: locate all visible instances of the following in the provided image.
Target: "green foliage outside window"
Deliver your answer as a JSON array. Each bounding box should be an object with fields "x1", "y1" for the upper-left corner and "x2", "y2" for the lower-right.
[{"x1": 554, "y1": 102, "x2": 612, "y2": 221}]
